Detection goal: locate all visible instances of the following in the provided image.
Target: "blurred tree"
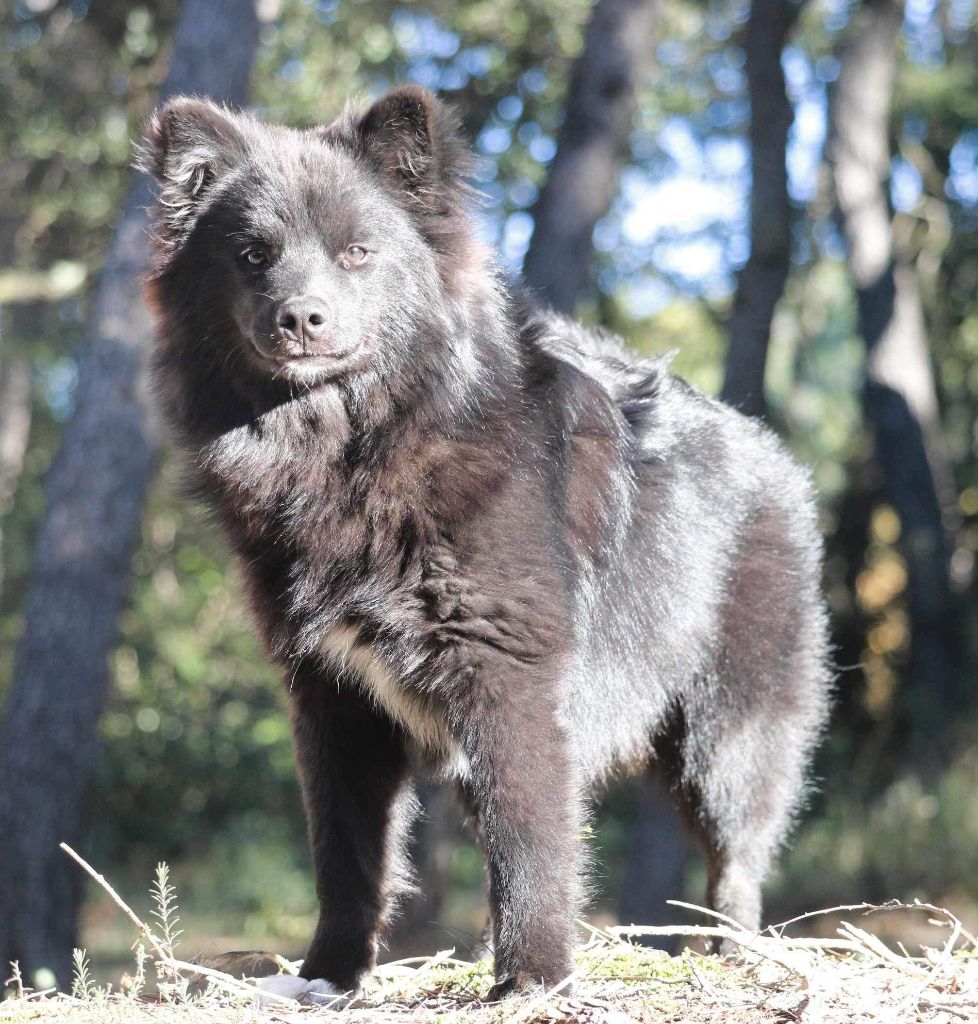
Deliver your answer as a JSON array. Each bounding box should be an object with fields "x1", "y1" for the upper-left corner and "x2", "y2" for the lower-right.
[
  {"x1": 827, "y1": 0, "x2": 963, "y2": 743},
  {"x1": 0, "y1": 0, "x2": 262, "y2": 988},
  {"x1": 522, "y1": 0, "x2": 660, "y2": 311},
  {"x1": 721, "y1": 0, "x2": 802, "y2": 418}
]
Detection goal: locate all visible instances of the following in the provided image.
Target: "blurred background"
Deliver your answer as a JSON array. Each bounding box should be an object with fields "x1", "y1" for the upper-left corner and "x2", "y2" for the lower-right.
[{"x1": 2, "y1": 0, "x2": 978, "y2": 994}]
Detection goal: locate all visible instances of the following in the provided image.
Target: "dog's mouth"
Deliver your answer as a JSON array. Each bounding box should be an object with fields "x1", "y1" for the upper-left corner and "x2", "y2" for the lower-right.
[{"x1": 247, "y1": 337, "x2": 368, "y2": 381}]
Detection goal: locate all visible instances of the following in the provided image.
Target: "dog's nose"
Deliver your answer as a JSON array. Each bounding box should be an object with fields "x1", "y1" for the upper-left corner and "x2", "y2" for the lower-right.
[{"x1": 275, "y1": 296, "x2": 330, "y2": 350}]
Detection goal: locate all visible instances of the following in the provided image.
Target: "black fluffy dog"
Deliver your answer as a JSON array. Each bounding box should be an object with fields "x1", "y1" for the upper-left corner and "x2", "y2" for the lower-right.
[{"x1": 140, "y1": 85, "x2": 831, "y2": 1000}]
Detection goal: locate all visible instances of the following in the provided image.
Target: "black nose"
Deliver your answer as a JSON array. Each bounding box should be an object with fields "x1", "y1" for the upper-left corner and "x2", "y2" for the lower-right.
[{"x1": 275, "y1": 296, "x2": 330, "y2": 350}]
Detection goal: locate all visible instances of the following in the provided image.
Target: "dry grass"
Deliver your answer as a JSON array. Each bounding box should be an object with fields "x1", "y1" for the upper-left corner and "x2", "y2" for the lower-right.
[{"x1": 2, "y1": 847, "x2": 977, "y2": 1024}]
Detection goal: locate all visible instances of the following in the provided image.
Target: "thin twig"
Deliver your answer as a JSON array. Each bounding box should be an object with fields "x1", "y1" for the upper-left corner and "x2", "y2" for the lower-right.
[
  {"x1": 60, "y1": 844, "x2": 167, "y2": 962},
  {"x1": 609, "y1": 923, "x2": 863, "y2": 954},
  {"x1": 59, "y1": 843, "x2": 296, "y2": 1007}
]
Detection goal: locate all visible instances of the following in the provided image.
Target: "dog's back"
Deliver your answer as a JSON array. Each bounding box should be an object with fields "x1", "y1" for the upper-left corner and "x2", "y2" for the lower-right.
[{"x1": 523, "y1": 308, "x2": 831, "y2": 930}]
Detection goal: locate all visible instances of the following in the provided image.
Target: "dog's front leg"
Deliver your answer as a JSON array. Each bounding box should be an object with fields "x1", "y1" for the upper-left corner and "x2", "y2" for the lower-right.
[
  {"x1": 287, "y1": 662, "x2": 414, "y2": 994},
  {"x1": 454, "y1": 667, "x2": 583, "y2": 999}
]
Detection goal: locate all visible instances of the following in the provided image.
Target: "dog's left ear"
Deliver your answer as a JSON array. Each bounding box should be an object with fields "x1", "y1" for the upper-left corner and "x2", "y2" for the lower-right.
[{"x1": 323, "y1": 85, "x2": 472, "y2": 202}]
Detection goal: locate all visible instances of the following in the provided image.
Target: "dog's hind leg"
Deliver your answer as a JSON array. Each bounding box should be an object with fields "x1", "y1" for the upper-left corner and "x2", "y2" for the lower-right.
[{"x1": 661, "y1": 508, "x2": 831, "y2": 937}]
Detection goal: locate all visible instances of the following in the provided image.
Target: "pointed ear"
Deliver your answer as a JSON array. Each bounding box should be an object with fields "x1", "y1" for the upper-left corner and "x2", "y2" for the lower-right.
[
  {"x1": 325, "y1": 85, "x2": 472, "y2": 203},
  {"x1": 138, "y1": 97, "x2": 246, "y2": 235}
]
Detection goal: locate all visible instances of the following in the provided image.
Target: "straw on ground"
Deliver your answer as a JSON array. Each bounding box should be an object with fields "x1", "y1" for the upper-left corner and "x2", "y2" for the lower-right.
[{"x1": 1, "y1": 844, "x2": 976, "y2": 1023}]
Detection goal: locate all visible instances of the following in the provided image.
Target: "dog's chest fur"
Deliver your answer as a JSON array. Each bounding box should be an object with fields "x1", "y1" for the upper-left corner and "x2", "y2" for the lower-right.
[{"x1": 318, "y1": 623, "x2": 469, "y2": 775}]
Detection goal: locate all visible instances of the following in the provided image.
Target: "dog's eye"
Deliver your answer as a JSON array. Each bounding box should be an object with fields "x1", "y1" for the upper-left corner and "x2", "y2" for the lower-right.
[
  {"x1": 243, "y1": 248, "x2": 268, "y2": 267},
  {"x1": 344, "y1": 245, "x2": 368, "y2": 265}
]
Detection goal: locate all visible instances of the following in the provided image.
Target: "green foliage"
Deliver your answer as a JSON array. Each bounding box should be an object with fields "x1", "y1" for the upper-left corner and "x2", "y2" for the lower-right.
[{"x1": 90, "y1": 462, "x2": 302, "y2": 875}]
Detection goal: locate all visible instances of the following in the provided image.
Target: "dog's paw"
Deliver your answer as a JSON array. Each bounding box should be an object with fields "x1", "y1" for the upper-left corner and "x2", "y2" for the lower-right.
[
  {"x1": 303, "y1": 978, "x2": 347, "y2": 1006},
  {"x1": 486, "y1": 968, "x2": 578, "y2": 1003},
  {"x1": 255, "y1": 974, "x2": 343, "y2": 1006},
  {"x1": 486, "y1": 976, "x2": 550, "y2": 1002}
]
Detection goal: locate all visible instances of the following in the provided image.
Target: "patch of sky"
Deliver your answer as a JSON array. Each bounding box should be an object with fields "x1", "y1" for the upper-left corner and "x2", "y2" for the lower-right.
[
  {"x1": 903, "y1": 116, "x2": 927, "y2": 144},
  {"x1": 497, "y1": 95, "x2": 524, "y2": 123},
  {"x1": 782, "y1": 47, "x2": 828, "y2": 204},
  {"x1": 458, "y1": 45, "x2": 495, "y2": 78},
  {"x1": 613, "y1": 112, "x2": 746, "y2": 296},
  {"x1": 782, "y1": 44, "x2": 808, "y2": 93},
  {"x1": 656, "y1": 40, "x2": 687, "y2": 66},
  {"x1": 729, "y1": 229, "x2": 749, "y2": 267},
  {"x1": 528, "y1": 135, "x2": 557, "y2": 164},
  {"x1": 822, "y1": 0, "x2": 853, "y2": 34},
  {"x1": 814, "y1": 218, "x2": 847, "y2": 262},
  {"x1": 656, "y1": 117, "x2": 701, "y2": 170},
  {"x1": 704, "y1": 135, "x2": 747, "y2": 176},
  {"x1": 501, "y1": 211, "x2": 534, "y2": 267},
  {"x1": 655, "y1": 236, "x2": 731, "y2": 298},
  {"x1": 947, "y1": 131, "x2": 978, "y2": 205},
  {"x1": 390, "y1": 10, "x2": 460, "y2": 61},
  {"x1": 793, "y1": 228, "x2": 812, "y2": 267},
  {"x1": 814, "y1": 55, "x2": 840, "y2": 84},
  {"x1": 438, "y1": 67, "x2": 469, "y2": 91},
  {"x1": 620, "y1": 174, "x2": 742, "y2": 246},
  {"x1": 313, "y1": 0, "x2": 339, "y2": 27},
  {"x1": 787, "y1": 95, "x2": 827, "y2": 204},
  {"x1": 707, "y1": 98, "x2": 749, "y2": 131},
  {"x1": 630, "y1": 129, "x2": 658, "y2": 162},
  {"x1": 947, "y1": 0, "x2": 974, "y2": 39},
  {"x1": 479, "y1": 159, "x2": 499, "y2": 182},
  {"x1": 480, "y1": 180, "x2": 506, "y2": 210},
  {"x1": 891, "y1": 156, "x2": 923, "y2": 212},
  {"x1": 508, "y1": 179, "x2": 538, "y2": 208},
  {"x1": 708, "y1": 51, "x2": 745, "y2": 95},
  {"x1": 619, "y1": 276, "x2": 675, "y2": 318},
  {"x1": 14, "y1": 0, "x2": 48, "y2": 18},
  {"x1": 40, "y1": 358, "x2": 78, "y2": 422},
  {"x1": 708, "y1": 17, "x2": 729, "y2": 43},
  {"x1": 519, "y1": 68, "x2": 548, "y2": 94},
  {"x1": 406, "y1": 60, "x2": 442, "y2": 90},
  {"x1": 278, "y1": 58, "x2": 303, "y2": 83},
  {"x1": 518, "y1": 121, "x2": 542, "y2": 146},
  {"x1": 593, "y1": 217, "x2": 621, "y2": 254},
  {"x1": 478, "y1": 124, "x2": 512, "y2": 157},
  {"x1": 903, "y1": 0, "x2": 945, "y2": 66}
]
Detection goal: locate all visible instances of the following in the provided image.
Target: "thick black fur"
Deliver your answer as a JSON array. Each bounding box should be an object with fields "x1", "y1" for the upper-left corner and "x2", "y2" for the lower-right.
[{"x1": 140, "y1": 86, "x2": 832, "y2": 998}]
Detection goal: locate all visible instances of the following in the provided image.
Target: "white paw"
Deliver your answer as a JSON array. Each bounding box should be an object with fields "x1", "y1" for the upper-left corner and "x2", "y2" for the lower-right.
[
  {"x1": 254, "y1": 974, "x2": 343, "y2": 1006},
  {"x1": 303, "y1": 978, "x2": 346, "y2": 1006}
]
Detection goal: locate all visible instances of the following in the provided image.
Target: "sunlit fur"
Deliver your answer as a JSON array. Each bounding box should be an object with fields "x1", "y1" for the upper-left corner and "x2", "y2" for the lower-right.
[{"x1": 142, "y1": 85, "x2": 832, "y2": 999}]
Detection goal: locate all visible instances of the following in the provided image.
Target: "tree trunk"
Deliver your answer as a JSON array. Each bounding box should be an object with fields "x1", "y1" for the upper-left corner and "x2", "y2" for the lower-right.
[
  {"x1": 721, "y1": 0, "x2": 802, "y2": 418},
  {"x1": 390, "y1": 783, "x2": 464, "y2": 955},
  {"x1": 0, "y1": 347, "x2": 32, "y2": 597},
  {"x1": 828, "y1": 0, "x2": 961, "y2": 732},
  {"x1": 0, "y1": 0, "x2": 262, "y2": 989},
  {"x1": 522, "y1": 0, "x2": 660, "y2": 312},
  {"x1": 616, "y1": 780, "x2": 692, "y2": 947}
]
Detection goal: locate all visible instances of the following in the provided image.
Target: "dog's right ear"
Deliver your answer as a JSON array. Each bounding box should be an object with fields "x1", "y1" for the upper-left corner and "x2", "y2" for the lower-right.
[{"x1": 138, "y1": 97, "x2": 246, "y2": 236}]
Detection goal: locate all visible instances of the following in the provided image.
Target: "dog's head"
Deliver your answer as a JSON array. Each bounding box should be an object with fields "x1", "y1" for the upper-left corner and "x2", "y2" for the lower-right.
[{"x1": 141, "y1": 86, "x2": 482, "y2": 391}]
